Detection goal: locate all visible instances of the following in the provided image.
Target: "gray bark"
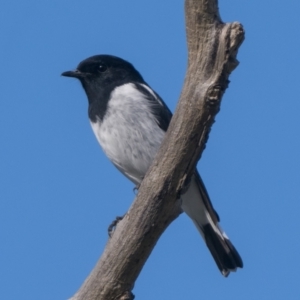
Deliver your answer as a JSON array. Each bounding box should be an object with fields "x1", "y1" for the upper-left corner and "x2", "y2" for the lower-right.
[{"x1": 70, "y1": 1, "x2": 244, "y2": 299}]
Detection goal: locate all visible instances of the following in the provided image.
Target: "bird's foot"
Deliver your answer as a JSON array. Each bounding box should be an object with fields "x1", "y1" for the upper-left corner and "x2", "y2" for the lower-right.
[
  {"x1": 108, "y1": 215, "x2": 124, "y2": 237},
  {"x1": 133, "y1": 178, "x2": 144, "y2": 194},
  {"x1": 133, "y1": 184, "x2": 140, "y2": 195}
]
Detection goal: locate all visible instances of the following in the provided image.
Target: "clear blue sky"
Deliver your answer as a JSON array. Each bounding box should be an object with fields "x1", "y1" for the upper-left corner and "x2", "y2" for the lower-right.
[{"x1": 1, "y1": 1, "x2": 299, "y2": 299}]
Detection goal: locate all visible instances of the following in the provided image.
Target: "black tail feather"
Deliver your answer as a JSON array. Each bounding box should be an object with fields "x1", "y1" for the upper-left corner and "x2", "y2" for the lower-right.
[{"x1": 203, "y1": 224, "x2": 243, "y2": 276}]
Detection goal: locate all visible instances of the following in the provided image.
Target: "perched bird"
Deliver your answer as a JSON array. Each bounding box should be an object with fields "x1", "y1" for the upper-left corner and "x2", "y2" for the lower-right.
[{"x1": 62, "y1": 55, "x2": 243, "y2": 276}]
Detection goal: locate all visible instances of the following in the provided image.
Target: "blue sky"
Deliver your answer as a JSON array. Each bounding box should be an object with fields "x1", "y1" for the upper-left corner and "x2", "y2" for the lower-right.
[{"x1": 1, "y1": 1, "x2": 300, "y2": 299}]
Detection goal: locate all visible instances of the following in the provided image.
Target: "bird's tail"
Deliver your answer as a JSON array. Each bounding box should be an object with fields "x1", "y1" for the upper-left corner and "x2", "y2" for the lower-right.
[{"x1": 181, "y1": 173, "x2": 243, "y2": 277}]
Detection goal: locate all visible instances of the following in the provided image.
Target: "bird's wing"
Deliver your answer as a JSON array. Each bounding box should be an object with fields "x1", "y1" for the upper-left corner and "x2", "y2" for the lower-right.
[
  {"x1": 134, "y1": 82, "x2": 220, "y2": 222},
  {"x1": 134, "y1": 83, "x2": 173, "y2": 132}
]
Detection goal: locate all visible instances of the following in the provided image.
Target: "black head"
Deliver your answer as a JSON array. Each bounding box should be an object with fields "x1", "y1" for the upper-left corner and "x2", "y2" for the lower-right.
[
  {"x1": 62, "y1": 55, "x2": 145, "y2": 121},
  {"x1": 62, "y1": 55, "x2": 144, "y2": 102}
]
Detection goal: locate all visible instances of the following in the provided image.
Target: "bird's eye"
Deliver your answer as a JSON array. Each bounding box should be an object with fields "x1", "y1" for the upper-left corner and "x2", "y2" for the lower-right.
[{"x1": 98, "y1": 63, "x2": 107, "y2": 73}]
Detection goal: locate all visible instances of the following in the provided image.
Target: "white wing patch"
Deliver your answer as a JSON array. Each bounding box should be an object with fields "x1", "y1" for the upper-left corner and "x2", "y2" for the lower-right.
[{"x1": 140, "y1": 83, "x2": 164, "y2": 107}]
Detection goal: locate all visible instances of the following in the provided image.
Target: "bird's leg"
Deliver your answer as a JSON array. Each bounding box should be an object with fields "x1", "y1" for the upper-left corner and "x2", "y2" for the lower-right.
[
  {"x1": 133, "y1": 185, "x2": 139, "y2": 195},
  {"x1": 133, "y1": 177, "x2": 144, "y2": 194},
  {"x1": 108, "y1": 215, "x2": 124, "y2": 237}
]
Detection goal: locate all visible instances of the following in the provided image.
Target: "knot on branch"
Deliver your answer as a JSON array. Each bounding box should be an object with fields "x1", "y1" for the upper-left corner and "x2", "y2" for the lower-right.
[
  {"x1": 206, "y1": 85, "x2": 223, "y2": 108},
  {"x1": 119, "y1": 291, "x2": 135, "y2": 300},
  {"x1": 226, "y1": 22, "x2": 245, "y2": 72},
  {"x1": 229, "y1": 22, "x2": 245, "y2": 50}
]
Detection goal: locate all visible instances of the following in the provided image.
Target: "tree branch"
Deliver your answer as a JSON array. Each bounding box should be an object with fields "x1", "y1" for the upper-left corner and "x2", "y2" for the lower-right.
[{"x1": 70, "y1": 1, "x2": 244, "y2": 299}]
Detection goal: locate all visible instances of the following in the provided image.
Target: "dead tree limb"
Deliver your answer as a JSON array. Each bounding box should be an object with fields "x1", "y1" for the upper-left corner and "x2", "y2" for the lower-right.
[{"x1": 70, "y1": 1, "x2": 244, "y2": 299}]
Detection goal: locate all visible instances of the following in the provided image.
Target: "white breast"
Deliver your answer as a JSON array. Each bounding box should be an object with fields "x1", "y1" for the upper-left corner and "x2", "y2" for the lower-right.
[{"x1": 90, "y1": 83, "x2": 165, "y2": 184}]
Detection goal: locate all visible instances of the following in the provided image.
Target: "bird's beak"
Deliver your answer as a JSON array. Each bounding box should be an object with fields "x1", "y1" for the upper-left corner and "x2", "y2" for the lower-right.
[{"x1": 61, "y1": 69, "x2": 83, "y2": 78}]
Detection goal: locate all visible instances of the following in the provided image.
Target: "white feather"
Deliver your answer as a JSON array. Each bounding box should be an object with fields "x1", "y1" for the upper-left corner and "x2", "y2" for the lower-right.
[{"x1": 90, "y1": 83, "x2": 165, "y2": 184}]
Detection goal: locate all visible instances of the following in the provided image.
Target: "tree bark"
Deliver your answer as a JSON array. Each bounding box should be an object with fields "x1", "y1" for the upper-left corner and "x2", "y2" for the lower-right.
[{"x1": 70, "y1": 1, "x2": 244, "y2": 299}]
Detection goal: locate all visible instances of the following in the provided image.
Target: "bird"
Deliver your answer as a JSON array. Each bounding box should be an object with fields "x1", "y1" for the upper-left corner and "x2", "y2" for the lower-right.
[{"x1": 62, "y1": 54, "x2": 243, "y2": 276}]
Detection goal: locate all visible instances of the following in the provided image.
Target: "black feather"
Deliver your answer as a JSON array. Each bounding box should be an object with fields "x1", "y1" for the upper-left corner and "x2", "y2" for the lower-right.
[{"x1": 203, "y1": 224, "x2": 243, "y2": 276}]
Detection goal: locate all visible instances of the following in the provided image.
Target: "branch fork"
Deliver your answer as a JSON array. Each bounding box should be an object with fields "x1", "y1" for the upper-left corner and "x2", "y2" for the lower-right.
[{"x1": 70, "y1": 1, "x2": 244, "y2": 299}]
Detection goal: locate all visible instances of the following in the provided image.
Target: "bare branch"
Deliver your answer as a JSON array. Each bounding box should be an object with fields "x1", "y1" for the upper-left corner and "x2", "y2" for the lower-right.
[{"x1": 70, "y1": 1, "x2": 244, "y2": 299}]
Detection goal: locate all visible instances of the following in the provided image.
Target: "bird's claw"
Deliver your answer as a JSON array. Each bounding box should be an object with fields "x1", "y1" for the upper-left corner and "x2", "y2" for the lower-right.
[
  {"x1": 133, "y1": 177, "x2": 144, "y2": 194},
  {"x1": 108, "y1": 215, "x2": 124, "y2": 237},
  {"x1": 133, "y1": 184, "x2": 140, "y2": 194}
]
